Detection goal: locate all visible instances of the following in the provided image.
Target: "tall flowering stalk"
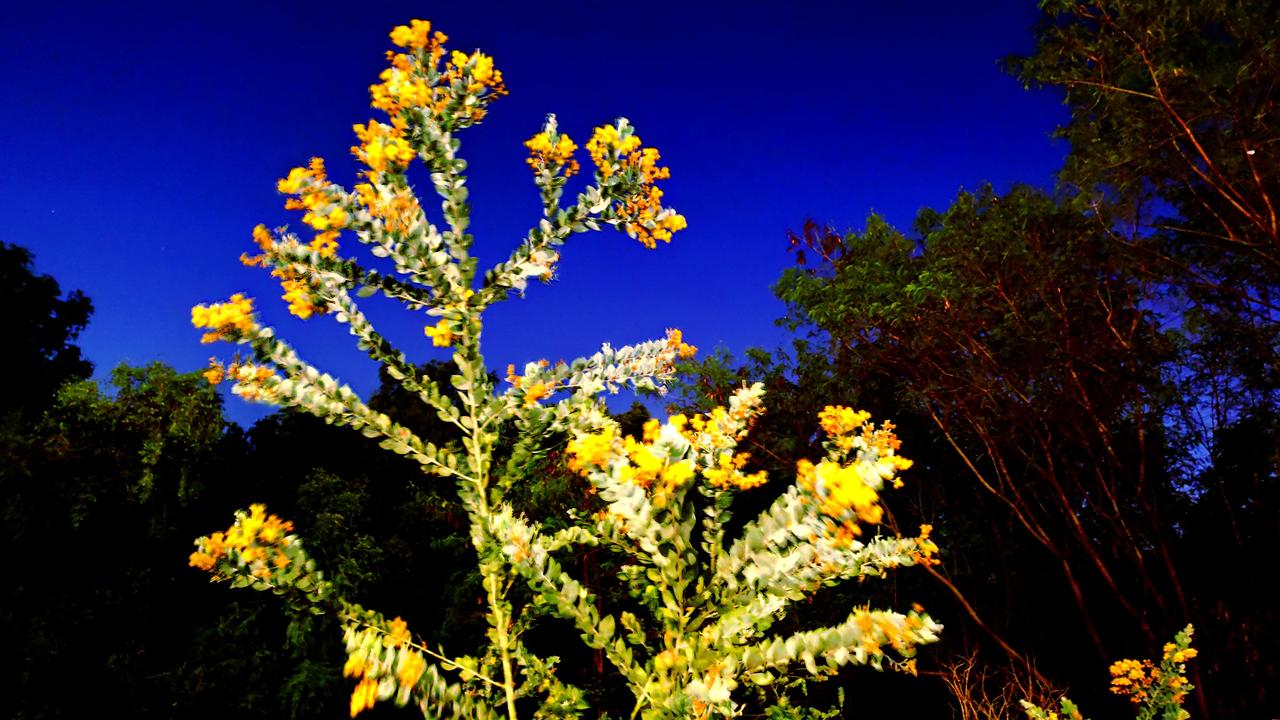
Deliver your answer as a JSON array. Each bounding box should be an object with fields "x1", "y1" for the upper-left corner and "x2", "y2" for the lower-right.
[{"x1": 188, "y1": 19, "x2": 939, "y2": 720}]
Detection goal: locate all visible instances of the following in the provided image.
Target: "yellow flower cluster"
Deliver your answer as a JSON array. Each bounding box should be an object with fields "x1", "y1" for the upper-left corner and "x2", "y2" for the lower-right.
[
  {"x1": 504, "y1": 359, "x2": 555, "y2": 390},
  {"x1": 238, "y1": 224, "x2": 335, "y2": 321},
  {"x1": 389, "y1": 19, "x2": 446, "y2": 52},
  {"x1": 241, "y1": 224, "x2": 337, "y2": 270},
  {"x1": 665, "y1": 328, "x2": 698, "y2": 360},
  {"x1": 373, "y1": 20, "x2": 505, "y2": 126},
  {"x1": 342, "y1": 617, "x2": 429, "y2": 717},
  {"x1": 355, "y1": 182, "x2": 421, "y2": 235},
  {"x1": 622, "y1": 436, "x2": 695, "y2": 495},
  {"x1": 798, "y1": 458, "x2": 882, "y2": 532},
  {"x1": 1109, "y1": 630, "x2": 1198, "y2": 708},
  {"x1": 821, "y1": 406, "x2": 913, "y2": 484},
  {"x1": 1164, "y1": 643, "x2": 1198, "y2": 665},
  {"x1": 277, "y1": 156, "x2": 325, "y2": 195},
  {"x1": 278, "y1": 157, "x2": 351, "y2": 233},
  {"x1": 586, "y1": 123, "x2": 642, "y2": 171},
  {"x1": 645, "y1": 400, "x2": 770, "y2": 492},
  {"x1": 188, "y1": 503, "x2": 295, "y2": 579},
  {"x1": 796, "y1": 406, "x2": 915, "y2": 543},
  {"x1": 281, "y1": 277, "x2": 325, "y2": 319},
  {"x1": 371, "y1": 52, "x2": 435, "y2": 117},
  {"x1": 352, "y1": 120, "x2": 416, "y2": 175},
  {"x1": 525, "y1": 130, "x2": 580, "y2": 177},
  {"x1": 913, "y1": 524, "x2": 940, "y2": 566},
  {"x1": 444, "y1": 50, "x2": 506, "y2": 101},
  {"x1": 671, "y1": 403, "x2": 756, "y2": 457},
  {"x1": 567, "y1": 400, "x2": 769, "y2": 501},
  {"x1": 523, "y1": 381, "x2": 552, "y2": 405},
  {"x1": 587, "y1": 123, "x2": 688, "y2": 248},
  {"x1": 566, "y1": 425, "x2": 618, "y2": 475},
  {"x1": 1109, "y1": 658, "x2": 1161, "y2": 704},
  {"x1": 349, "y1": 677, "x2": 378, "y2": 717},
  {"x1": 703, "y1": 451, "x2": 768, "y2": 491},
  {"x1": 203, "y1": 358, "x2": 281, "y2": 402},
  {"x1": 202, "y1": 358, "x2": 230, "y2": 386},
  {"x1": 230, "y1": 362, "x2": 281, "y2": 402},
  {"x1": 191, "y1": 293, "x2": 256, "y2": 344},
  {"x1": 566, "y1": 421, "x2": 697, "y2": 505},
  {"x1": 818, "y1": 406, "x2": 872, "y2": 437},
  {"x1": 251, "y1": 223, "x2": 273, "y2": 253},
  {"x1": 851, "y1": 609, "x2": 933, "y2": 665},
  {"x1": 423, "y1": 290, "x2": 475, "y2": 348}
]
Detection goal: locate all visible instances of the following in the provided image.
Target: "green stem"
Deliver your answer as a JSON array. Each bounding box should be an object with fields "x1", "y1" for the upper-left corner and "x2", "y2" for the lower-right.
[{"x1": 462, "y1": 374, "x2": 520, "y2": 720}]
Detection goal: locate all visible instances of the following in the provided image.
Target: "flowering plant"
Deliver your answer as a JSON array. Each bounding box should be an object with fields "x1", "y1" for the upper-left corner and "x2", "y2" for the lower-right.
[
  {"x1": 188, "y1": 19, "x2": 940, "y2": 719},
  {"x1": 1021, "y1": 625, "x2": 1198, "y2": 720}
]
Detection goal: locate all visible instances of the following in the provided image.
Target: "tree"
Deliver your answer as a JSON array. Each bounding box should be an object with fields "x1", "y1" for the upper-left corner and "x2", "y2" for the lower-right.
[
  {"x1": 1013, "y1": 6, "x2": 1280, "y2": 714},
  {"x1": 1011, "y1": 0, "x2": 1280, "y2": 269},
  {"x1": 0, "y1": 363, "x2": 247, "y2": 719},
  {"x1": 1012, "y1": 0, "x2": 1280, "y2": 450},
  {"x1": 0, "y1": 242, "x2": 92, "y2": 420},
  {"x1": 776, "y1": 185, "x2": 1198, "y2": 708}
]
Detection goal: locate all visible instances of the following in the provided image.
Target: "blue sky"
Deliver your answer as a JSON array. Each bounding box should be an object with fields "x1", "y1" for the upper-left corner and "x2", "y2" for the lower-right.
[{"x1": 1, "y1": 1, "x2": 1067, "y2": 425}]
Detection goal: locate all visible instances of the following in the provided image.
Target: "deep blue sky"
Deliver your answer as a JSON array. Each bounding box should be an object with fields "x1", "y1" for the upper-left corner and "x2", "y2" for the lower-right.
[{"x1": 2, "y1": 1, "x2": 1066, "y2": 426}]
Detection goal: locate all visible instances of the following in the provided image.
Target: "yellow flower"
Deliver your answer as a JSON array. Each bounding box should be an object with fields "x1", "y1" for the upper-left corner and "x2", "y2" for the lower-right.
[
  {"x1": 566, "y1": 427, "x2": 618, "y2": 475},
  {"x1": 445, "y1": 50, "x2": 506, "y2": 97},
  {"x1": 203, "y1": 360, "x2": 225, "y2": 385},
  {"x1": 251, "y1": 224, "x2": 273, "y2": 251},
  {"x1": 704, "y1": 452, "x2": 768, "y2": 490},
  {"x1": 310, "y1": 231, "x2": 340, "y2": 258},
  {"x1": 818, "y1": 405, "x2": 872, "y2": 437},
  {"x1": 370, "y1": 54, "x2": 433, "y2": 115},
  {"x1": 302, "y1": 206, "x2": 349, "y2": 232},
  {"x1": 352, "y1": 121, "x2": 416, "y2": 174},
  {"x1": 587, "y1": 123, "x2": 685, "y2": 247},
  {"x1": 586, "y1": 123, "x2": 642, "y2": 166},
  {"x1": 276, "y1": 167, "x2": 308, "y2": 195},
  {"x1": 524, "y1": 381, "x2": 550, "y2": 405},
  {"x1": 525, "y1": 130, "x2": 580, "y2": 177},
  {"x1": 424, "y1": 319, "x2": 454, "y2": 347},
  {"x1": 385, "y1": 616, "x2": 411, "y2": 648},
  {"x1": 660, "y1": 459, "x2": 695, "y2": 487},
  {"x1": 665, "y1": 328, "x2": 697, "y2": 360},
  {"x1": 343, "y1": 651, "x2": 368, "y2": 678},
  {"x1": 350, "y1": 676, "x2": 378, "y2": 717},
  {"x1": 191, "y1": 293, "x2": 256, "y2": 343},
  {"x1": 505, "y1": 364, "x2": 522, "y2": 387},
  {"x1": 281, "y1": 278, "x2": 325, "y2": 320},
  {"x1": 913, "y1": 524, "x2": 940, "y2": 566},
  {"x1": 396, "y1": 650, "x2": 427, "y2": 688},
  {"x1": 642, "y1": 418, "x2": 661, "y2": 443},
  {"x1": 188, "y1": 551, "x2": 215, "y2": 571},
  {"x1": 389, "y1": 19, "x2": 437, "y2": 50}
]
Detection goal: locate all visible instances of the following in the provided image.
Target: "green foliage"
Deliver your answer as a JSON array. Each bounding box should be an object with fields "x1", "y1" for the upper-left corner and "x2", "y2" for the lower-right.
[
  {"x1": 770, "y1": 185, "x2": 1219, "y2": 712},
  {"x1": 0, "y1": 362, "x2": 246, "y2": 719},
  {"x1": 1012, "y1": 0, "x2": 1280, "y2": 262}
]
